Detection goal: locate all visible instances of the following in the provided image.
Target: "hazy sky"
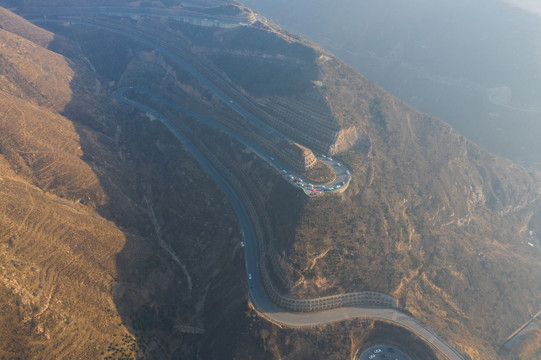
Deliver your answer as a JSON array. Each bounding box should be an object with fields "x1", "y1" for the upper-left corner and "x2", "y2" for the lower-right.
[
  {"x1": 505, "y1": 0, "x2": 541, "y2": 15},
  {"x1": 241, "y1": 0, "x2": 541, "y2": 167}
]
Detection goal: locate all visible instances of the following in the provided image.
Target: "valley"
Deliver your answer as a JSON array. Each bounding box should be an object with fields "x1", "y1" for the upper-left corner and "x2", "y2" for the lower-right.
[{"x1": 1, "y1": 1, "x2": 541, "y2": 359}]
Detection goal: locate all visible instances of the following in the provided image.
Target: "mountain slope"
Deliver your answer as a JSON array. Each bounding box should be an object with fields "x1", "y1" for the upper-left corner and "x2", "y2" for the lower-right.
[
  {"x1": 160, "y1": 12, "x2": 541, "y2": 358},
  {"x1": 2, "y1": 2, "x2": 541, "y2": 359},
  {"x1": 0, "y1": 6, "x2": 54, "y2": 47},
  {"x1": 281, "y1": 58, "x2": 541, "y2": 358},
  {"x1": 0, "y1": 7, "x2": 254, "y2": 359},
  {"x1": 0, "y1": 24, "x2": 130, "y2": 358}
]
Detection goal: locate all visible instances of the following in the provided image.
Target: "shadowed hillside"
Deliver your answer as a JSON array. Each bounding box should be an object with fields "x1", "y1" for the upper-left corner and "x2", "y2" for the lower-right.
[
  {"x1": 124, "y1": 11, "x2": 541, "y2": 358},
  {"x1": 0, "y1": 6, "x2": 250, "y2": 359},
  {"x1": 0, "y1": 20, "x2": 131, "y2": 357},
  {"x1": 2, "y1": 2, "x2": 541, "y2": 359}
]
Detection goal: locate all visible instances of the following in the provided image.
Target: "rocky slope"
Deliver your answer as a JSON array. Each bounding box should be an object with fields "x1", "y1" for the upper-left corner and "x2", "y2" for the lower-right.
[
  {"x1": 2, "y1": 1, "x2": 541, "y2": 359},
  {"x1": 0, "y1": 19, "x2": 130, "y2": 358},
  {"x1": 0, "y1": 7, "x2": 250, "y2": 359},
  {"x1": 241, "y1": 0, "x2": 541, "y2": 169},
  {"x1": 279, "y1": 58, "x2": 541, "y2": 358},
  {"x1": 147, "y1": 6, "x2": 541, "y2": 358}
]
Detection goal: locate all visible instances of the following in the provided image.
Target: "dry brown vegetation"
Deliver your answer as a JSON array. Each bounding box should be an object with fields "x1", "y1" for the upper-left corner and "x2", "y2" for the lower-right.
[
  {"x1": 301, "y1": 159, "x2": 335, "y2": 183},
  {"x1": 0, "y1": 25, "x2": 133, "y2": 360},
  {"x1": 0, "y1": 12, "x2": 144, "y2": 358},
  {"x1": 0, "y1": 6, "x2": 253, "y2": 359},
  {"x1": 0, "y1": 7, "x2": 55, "y2": 47},
  {"x1": 267, "y1": 56, "x2": 541, "y2": 358},
  {"x1": 514, "y1": 329, "x2": 541, "y2": 359},
  {"x1": 3, "y1": 2, "x2": 541, "y2": 359},
  {"x1": 0, "y1": 92, "x2": 105, "y2": 205},
  {"x1": 0, "y1": 168, "x2": 129, "y2": 358},
  {"x1": 156, "y1": 12, "x2": 541, "y2": 358}
]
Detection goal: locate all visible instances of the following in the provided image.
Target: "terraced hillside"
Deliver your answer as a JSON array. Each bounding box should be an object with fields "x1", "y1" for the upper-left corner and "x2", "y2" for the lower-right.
[
  {"x1": 272, "y1": 49, "x2": 541, "y2": 359},
  {"x1": 3, "y1": 1, "x2": 541, "y2": 359},
  {"x1": 118, "y1": 9, "x2": 541, "y2": 358},
  {"x1": 0, "y1": 7, "x2": 252, "y2": 359},
  {"x1": 0, "y1": 21, "x2": 131, "y2": 357}
]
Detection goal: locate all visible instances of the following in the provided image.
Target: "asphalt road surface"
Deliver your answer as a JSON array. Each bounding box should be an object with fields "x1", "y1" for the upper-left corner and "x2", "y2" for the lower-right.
[
  {"x1": 357, "y1": 344, "x2": 412, "y2": 360},
  {"x1": 33, "y1": 15, "x2": 465, "y2": 360},
  {"x1": 115, "y1": 86, "x2": 349, "y2": 194},
  {"x1": 114, "y1": 89, "x2": 464, "y2": 360}
]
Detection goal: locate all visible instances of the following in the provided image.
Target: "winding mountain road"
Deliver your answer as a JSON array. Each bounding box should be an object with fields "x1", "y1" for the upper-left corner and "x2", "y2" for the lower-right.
[
  {"x1": 31, "y1": 14, "x2": 465, "y2": 360},
  {"x1": 115, "y1": 88, "x2": 464, "y2": 360},
  {"x1": 114, "y1": 87, "x2": 349, "y2": 193}
]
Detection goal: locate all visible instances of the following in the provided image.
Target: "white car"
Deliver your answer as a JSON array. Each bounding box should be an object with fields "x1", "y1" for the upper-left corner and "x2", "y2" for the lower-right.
[
  {"x1": 240, "y1": 241, "x2": 245, "y2": 247},
  {"x1": 248, "y1": 273, "x2": 252, "y2": 280},
  {"x1": 374, "y1": 348, "x2": 382, "y2": 354},
  {"x1": 369, "y1": 355, "x2": 376, "y2": 360}
]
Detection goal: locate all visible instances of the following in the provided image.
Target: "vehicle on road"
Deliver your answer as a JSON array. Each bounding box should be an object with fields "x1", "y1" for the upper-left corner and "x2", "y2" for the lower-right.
[
  {"x1": 240, "y1": 241, "x2": 244, "y2": 247},
  {"x1": 374, "y1": 348, "x2": 382, "y2": 354},
  {"x1": 109, "y1": 26, "x2": 464, "y2": 360},
  {"x1": 282, "y1": 169, "x2": 287, "y2": 174},
  {"x1": 369, "y1": 355, "x2": 375, "y2": 360}
]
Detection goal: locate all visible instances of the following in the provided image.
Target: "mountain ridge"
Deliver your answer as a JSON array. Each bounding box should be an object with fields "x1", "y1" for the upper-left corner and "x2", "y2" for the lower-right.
[{"x1": 1, "y1": 2, "x2": 541, "y2": 359}]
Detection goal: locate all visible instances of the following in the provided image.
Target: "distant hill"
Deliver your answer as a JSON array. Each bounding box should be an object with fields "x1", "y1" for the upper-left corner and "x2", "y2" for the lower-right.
[
  {"x1": 149, "y1": 8, "x2": 541, "y2": 358},
  {"x1": 2, "y1": 1, "x2": 541, "y2": 359},
  {"x1": 241, "y1": 0, "x2": 541, "y2": 169}
]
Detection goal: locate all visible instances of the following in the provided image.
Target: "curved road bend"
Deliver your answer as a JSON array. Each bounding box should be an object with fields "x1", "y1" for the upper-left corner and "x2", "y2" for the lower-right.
[
  {"x1": 114, "y1": 87, "x2": 348, "y2": 191},
  {"x1": 33, "y1": 17, "x2": 463, "y2": 360},
  {"x1": 35, "y1": 19, "x2": 350, "y2": 193},
  {"x1": 115, "y1": 90, "x2": 465, "y2": 360}
]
